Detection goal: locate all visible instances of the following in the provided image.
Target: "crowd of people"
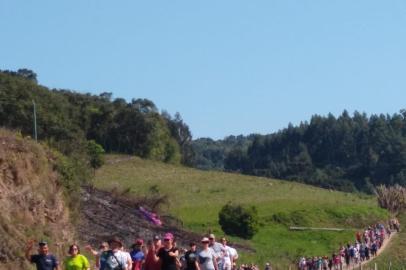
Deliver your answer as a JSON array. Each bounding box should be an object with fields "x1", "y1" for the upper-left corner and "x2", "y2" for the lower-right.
[
  {"x1": 25, "y1": 233, "x2": 247, "y2": 270},
  {"x1": 24, "y1": 218, "x2": 400, "y2": 270},
  {"x1": 297, "y1": 218, "x2": 400, "y2": 270}
]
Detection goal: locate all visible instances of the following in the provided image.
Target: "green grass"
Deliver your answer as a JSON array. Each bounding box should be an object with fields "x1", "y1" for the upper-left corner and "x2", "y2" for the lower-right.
[{"x1": 94, "y1": 155, "x2": 389, "y2": 268}]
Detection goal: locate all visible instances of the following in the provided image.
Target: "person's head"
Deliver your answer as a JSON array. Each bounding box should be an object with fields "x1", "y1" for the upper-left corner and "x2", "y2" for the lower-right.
[
  {"x1": 163, "y1": 232, "x2": 174, "y2": 248},
  {"x1": 68, "y1": 244, "x2": 80, "y2": 256},
  {"x1": 221, "y1": 237, "x2": 227, "y2": 246},
  {"x1": 201, "y1": 237, "x2": 210, "y2": 249},
  {"x1": 38, "y1": 241, "x2": 49, "y2": 255},
  {"x1": 209, "y1": 233, "x2": 215, "y2": 244},
  {"x1": 189, "y1": 242, "x2": 197, "y2": 252},
  {"x1": 108, "y1": 237, "x2": 123, "y2": 251},
  {"x1": 134, "y1": 239, "x2": 144, "y2": 250},
  {"x1": 153, "y1": 235, "x2": 161, "y2": 248},
  {"x1": 99, "y1": 242, "x2": 109, "y2": 251}
]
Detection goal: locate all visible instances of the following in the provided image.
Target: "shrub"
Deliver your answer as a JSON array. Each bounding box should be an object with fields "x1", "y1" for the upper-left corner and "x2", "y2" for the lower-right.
[{"x1": 218, "y1": 202, "x2": 259, "y2": 239}]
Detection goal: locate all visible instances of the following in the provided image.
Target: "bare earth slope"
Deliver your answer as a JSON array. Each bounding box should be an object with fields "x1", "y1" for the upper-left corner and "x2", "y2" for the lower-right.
[
  {"x1": 0, "y1": 130, "x2": 74, "y2": 270},
  {"x1": 78, "y1": 186, "x2": 253, "y2": 252}
]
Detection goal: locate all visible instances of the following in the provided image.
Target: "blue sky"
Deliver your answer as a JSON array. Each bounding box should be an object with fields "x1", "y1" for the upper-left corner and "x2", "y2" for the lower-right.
[{"x1": 1, "y1": 1, "x2": 406, "y2": 139}]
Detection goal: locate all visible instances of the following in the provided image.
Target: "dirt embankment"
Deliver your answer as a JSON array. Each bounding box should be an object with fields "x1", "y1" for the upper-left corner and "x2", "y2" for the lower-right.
[
  {"x1": 78, "y1": 187, "x2": 254, "y2": 252},
  {"x1": 0, "y1": 130, "x2": 74, "y2": 270}
]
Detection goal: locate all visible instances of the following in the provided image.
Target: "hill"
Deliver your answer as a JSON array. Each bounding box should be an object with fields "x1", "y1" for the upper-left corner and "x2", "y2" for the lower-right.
[
  {"x1": 0, "y1": 69, "x2": 193, "y2": 165},
  {"x1": 192, "y1": 111, "x2": 406, "y2": 193},
  {"x1": 0, "y1": 129, "x2": 75, "y2": 270},
  {"x1": 94, "y1": 154, "x2": 389, "y2": 268}
]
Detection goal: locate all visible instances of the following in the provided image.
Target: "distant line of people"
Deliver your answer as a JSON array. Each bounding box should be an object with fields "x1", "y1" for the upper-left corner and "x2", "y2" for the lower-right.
[
  {"x1": 25, "y1": 233, "x2": 240, "y2": 270},
  {"x1": 297, "y1": 218, "x2": 400, "y2": 270}
]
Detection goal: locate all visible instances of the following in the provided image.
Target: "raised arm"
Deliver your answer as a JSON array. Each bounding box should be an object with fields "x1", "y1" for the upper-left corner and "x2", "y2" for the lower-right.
[{"x1": 25, "y1": 240, "x2": 34, "y2": 262}]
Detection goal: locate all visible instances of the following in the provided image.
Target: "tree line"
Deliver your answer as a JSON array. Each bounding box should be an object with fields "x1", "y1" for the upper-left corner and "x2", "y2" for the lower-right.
[
  {"x1": 195, "y1": 111, "x2": 406, "y2": 193},
  {"x1": 4, "y1": 69, "x2": 406, "y2": 194},
  {"x1": 0, "y1": 69, "x2": 194, "y2": 169}
]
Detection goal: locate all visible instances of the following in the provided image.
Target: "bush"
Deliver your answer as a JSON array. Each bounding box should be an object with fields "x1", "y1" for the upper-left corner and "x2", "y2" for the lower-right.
[
  {"x1": 87, "y1": 140, "x2": 105, "y2": 170},
  {"x1": 218, "y1": 202, "x2": 259, "y2": 239}
]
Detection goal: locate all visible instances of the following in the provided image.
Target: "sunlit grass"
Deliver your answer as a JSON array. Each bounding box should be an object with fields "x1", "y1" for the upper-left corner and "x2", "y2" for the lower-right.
[{"x1": 94, "y1": 154, "x2": 389, "y2": 268}]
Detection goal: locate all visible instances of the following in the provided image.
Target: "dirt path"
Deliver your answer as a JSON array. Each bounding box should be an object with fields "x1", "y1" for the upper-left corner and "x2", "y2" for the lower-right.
[{"x1": 341, "y1": 231, "x2": 397, "y2": 270}]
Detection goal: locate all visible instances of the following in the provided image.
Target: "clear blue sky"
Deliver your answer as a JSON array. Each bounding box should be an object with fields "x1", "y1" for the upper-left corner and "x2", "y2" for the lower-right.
[{"x1": 1, "y1": 1, "x2": 406, "y2": 139}]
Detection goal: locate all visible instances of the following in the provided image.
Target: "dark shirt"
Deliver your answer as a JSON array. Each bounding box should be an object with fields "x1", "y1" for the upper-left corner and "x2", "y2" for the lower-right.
[
  {"x1": 158, "y1": 247, "x2": 178, "y2": 270},
  {"x1": 184, "y1": 250, "x2": 198, "y2": 270},
  {"x1": 31, "y1": 254, "x2": 59, "y2": 270}
]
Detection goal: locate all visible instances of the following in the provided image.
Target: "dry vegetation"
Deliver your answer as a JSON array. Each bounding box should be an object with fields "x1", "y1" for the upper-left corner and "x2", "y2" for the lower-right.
[
  {"x1": 0, "y1": 129, "x2": 74, "y2": 270},
  {"x1": 376, "y1": 184, "x2": 406, "y2": 215}
]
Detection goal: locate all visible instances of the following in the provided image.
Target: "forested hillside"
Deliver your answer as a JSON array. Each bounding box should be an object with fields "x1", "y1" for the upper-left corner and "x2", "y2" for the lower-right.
[
  {"x1": 3, "y1": 69, "x2": 406, "y2": 194},
  {"x1": 192, "y1": 135, "x2": 255, "y2": 170},
  {"x1": 0, "y1": 69, "x2": 193, "y2": 165},
  {"x1": 195, "y1": 111, "x2": 406, "y2": 193}
]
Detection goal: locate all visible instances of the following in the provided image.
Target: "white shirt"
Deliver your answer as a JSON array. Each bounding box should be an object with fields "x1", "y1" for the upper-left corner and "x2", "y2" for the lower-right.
[
  {"x1": 221, "y1": 246, "x2": 232, "y2": 265},
  {"x1": 228, "y1": 247, "x2": 238, "y2": 261},
  {"x1": 108, "y1": 250, "x2": 128, "y2": 270}
]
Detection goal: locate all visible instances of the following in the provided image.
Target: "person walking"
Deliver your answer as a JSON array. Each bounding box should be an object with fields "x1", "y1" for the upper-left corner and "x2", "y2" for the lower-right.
[
  {"x1": 219, "y1": 238, "x2": 232, "y2": 270},
  {"x1": 156, "y1": 233, "x2": 179, "y2": 270},
  {"x1": 64, "y1": 244, "x2": 90, "y2": 270},
  {"x1": 85, "y1": 242, "x2": 109, "y2": 270},
  {"x1": 198, "y1": 237, "x2": 218, "y2": 270},
  {"x1": 145, "y1": 235, "x2": 162, "y2": 270},
  {"x1": 25, "y1": 240, "x2": 60, "y2": 270},
  {"x1": 130, "y1": 239, "x2": 145, "y2": 270},
  {"x1": 184, "y1": 242, "x2": 200, "y2": 270},
  {"x1": 208, "y1": 234, "x2": 222, "y2": 270},
  {"x1": 99, "y1": 237, "x2": 129, "y2": 270}
]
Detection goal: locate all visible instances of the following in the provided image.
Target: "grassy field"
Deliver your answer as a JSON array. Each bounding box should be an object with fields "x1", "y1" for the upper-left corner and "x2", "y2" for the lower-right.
[{"x1": 94, "y1": 155, "x2": 389, "y2": 268}]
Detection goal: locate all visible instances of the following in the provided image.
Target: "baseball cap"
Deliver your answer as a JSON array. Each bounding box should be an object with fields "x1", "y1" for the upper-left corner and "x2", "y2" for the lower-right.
[
  {"x1": 209, "y1": 233, "x2": 215, "y2": 239},
  {"x1": 135, "y1": 239, "x2": 144, "y2": 245},
  {"x1": 164, "y1": 232, "x2": 174, "y2": 240},
  {"x1": 153, "y1": 235, "x2": 160, "y2": 241}
]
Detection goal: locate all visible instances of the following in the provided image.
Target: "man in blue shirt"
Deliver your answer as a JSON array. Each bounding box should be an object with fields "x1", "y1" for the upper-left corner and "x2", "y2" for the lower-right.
[{"x1": 25, "y1": 240, "x2": 60, "y2": 270}]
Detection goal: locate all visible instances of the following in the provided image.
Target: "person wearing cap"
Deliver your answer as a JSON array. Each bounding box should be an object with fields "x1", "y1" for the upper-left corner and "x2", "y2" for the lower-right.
[
  {"x1": 144, "y1": 235, "x2": 162, "y2": 270},
  {"x1": 99, "y1": 236, "x2": 129, "y2": 270},
  {"x1": 184, "y1": 242, "x2": 200, "y2": 270},
  {"x1": 198, "y1": 237, "x2": 218, "y2": 270},
  {"x1": 156, "y1": 232, "x2": 179, "y2": 270},
  {"x1": 25, "y1": 240, "x2": 60, "y2": 270},
  {"x1": 130, "y1": 239, "x2": 145, "y2": 270},
  {"x1": 208, "y1": 234, "x2": 222, "y2": 270}
]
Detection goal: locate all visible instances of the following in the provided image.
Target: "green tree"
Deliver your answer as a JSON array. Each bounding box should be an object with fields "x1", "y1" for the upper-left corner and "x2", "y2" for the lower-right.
[
  {"x1": 218, "y1": 202, "x2": 259, "y2": 239},
  {"x1": 87, "y1": 140, "x2": 105, "y2": 171}
]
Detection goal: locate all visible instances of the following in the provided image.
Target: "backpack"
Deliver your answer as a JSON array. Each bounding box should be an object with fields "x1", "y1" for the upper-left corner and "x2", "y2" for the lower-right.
[{"x1": 103, "y1": 251, "x2": 124, "y2": 270}]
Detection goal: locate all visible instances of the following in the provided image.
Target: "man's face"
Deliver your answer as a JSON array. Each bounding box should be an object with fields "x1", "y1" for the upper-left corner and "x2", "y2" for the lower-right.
[
  {"x1": 190, "y1": 245, "x2": 197, "y2": 252},
  {"x1": 38, "y1": 244, "x2": 49, "y2": 255},
  {"x1": 209, "y1": 237, "x2": 215, "y2": 244},
  {"x1": 154, "y1": 239, "x2": 161, "y2": 248}
]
